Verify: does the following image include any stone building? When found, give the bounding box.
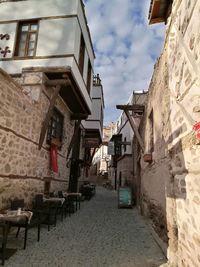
[136,0,200,266]
[0,0,104,207]
[90,122,115,177]
[109,91,147,190]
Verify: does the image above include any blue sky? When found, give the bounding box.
[83,0,165,125]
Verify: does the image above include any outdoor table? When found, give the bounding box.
[0,210,33,224]
[43,197,65,223]
[0,210,33,251]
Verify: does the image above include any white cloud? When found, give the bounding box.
[83,0,165,124]
[96,35,115,53]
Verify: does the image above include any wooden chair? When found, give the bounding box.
[10,198,29,249]
[58,191,73,217]
[0,223,9,265]
[10,198,40,249]
[32,194,59,231]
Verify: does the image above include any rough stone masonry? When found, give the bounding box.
[0,68,74,208]
[140,0,200,266]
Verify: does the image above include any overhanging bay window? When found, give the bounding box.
[15,21,38,57]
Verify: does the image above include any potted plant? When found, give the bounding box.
[143,153,152,163]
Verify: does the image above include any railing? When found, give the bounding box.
[93,74,101,86]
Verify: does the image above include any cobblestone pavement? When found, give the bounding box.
[6,187,167,267]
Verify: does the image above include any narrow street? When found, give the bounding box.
[6,187,167,267]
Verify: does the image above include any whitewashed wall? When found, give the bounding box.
[0,0,94,112]
[0,0,78,21]
[0,0,94,71]
[83,82,104,138]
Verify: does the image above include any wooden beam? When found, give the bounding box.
[66,119,82,159]
[38,85,61,150]
[89,148,97,165]
[62,73,69,79]
[44,79,70,86]
[71,113,88,120]
[124,109,144,152]
[151,0,161,19]
[118,141,131,146]
[22,66,71,73]
[116,104,145,112]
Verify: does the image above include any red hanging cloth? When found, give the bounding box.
[50,144,58,173]
[193,122,200,132]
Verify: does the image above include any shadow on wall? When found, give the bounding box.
[167,128,188,200]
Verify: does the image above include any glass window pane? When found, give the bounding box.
[19,49,25,57]
[52,129,56,136]
[21,25,29,32]
[18,40,26,56]
[27,50,34,56]
[19,41,26,50]
[28,42,35,50]
[29,33,36,42]
[57,128,61,136]
[31,24,38,31]
[21,32,27,42]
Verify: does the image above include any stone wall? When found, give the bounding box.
[140,52,170,246]
[141,0,200,266]
[0,68,74,208]
[117,155,133,186]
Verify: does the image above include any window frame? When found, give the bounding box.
[46,108,64,147]
[87,60,92,93]
[14,20,39,58]
[123,137,127,152]
[79,34,85,75]
[149,110,154,153]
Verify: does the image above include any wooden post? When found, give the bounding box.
[124,109,144,152]
[66,119,82,160]
[116,104,144,152]
[38,85,61,150]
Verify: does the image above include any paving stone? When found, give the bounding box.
[5,187,167,267]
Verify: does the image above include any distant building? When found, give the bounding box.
[91,122,116,177]
[110,91,147,189]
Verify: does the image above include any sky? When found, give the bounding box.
[83,0,165,125]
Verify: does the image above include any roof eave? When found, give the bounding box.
[148,0,169,25]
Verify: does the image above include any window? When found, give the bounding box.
[47,108,64,145]
[124,137,127,152]
[44,180,51,195]
[79,34,85,75]
[15,21,38,57]
[149,110,154,152]
[114,135,122,157]
[87,60,92,93]
[100,106,103,129]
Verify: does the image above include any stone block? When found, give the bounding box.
[22,72,43,85]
